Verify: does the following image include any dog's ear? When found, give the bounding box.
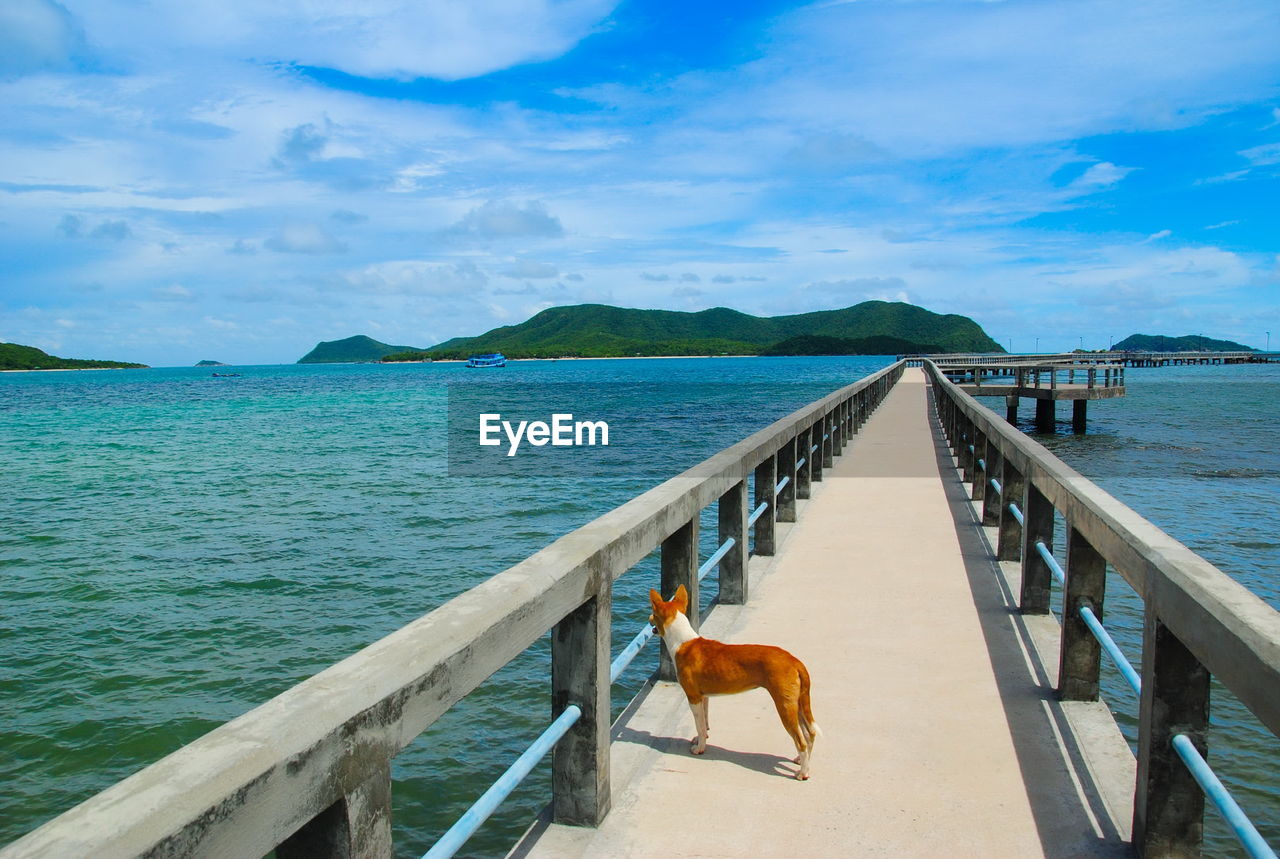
[673,584,689,613]
[649,588,663,609]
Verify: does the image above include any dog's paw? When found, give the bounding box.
[795,772,810,781]
[690,743,706,755]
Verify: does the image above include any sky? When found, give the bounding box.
[2,0,1279,366]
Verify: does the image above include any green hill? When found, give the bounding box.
[403,302,1001,360]
[760,334,942,356]
[297,335,424,364]
[0,342,147,371]
[1113,334,1255,353]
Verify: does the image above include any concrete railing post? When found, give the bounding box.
[551,584,612,826]
[718,480,749,604]
[997,458,1025,561]
[777,436,797,522]
[658,518,699,681]
[1134,612,1210,857]
[795,426,812,500]
[821,414,834,470]
[831,405,845,456]
[981,442,1002,526]
[1058,527,1106,701]
[809,419,825,482]
[277,763,393,859]
[959,416,976,484]
[753,455,777,556]
[971,427,988,503]
[1019,482,1054,614]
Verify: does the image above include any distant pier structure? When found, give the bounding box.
[901,349,1277,432]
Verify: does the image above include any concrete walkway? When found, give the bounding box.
[514,368,1135,858]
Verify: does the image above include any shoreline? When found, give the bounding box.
[0,366,142,373]
[390,354,778,364]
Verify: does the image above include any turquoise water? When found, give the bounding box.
[1,359,1276,856]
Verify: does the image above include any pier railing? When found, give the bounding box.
[926,360,1280,857]
[943,363,1126,393]
[1,362,904,858]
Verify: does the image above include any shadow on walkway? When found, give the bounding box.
[923,381,1133,857]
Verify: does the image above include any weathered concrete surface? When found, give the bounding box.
[514,368,1134,858]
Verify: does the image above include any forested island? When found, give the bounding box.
[371,301,999,362]
[0,342,147,371]
[1112,334,1255,352]
[297,335,424,364]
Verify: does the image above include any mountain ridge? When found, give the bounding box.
[383,301,1002,360]
[1113,334,1255,353]
[297,335,424,364]
[0,342,147,371]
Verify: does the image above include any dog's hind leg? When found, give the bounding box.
[769,689,810,779]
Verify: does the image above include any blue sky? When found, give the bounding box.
[2,0,1278,365]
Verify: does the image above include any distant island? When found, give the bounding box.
[0,342,147,371]
[196,360,228,367]
[297,335,424,364]
[371,301,1000,362]
[1113,334,1255,353]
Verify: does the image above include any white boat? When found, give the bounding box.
[466,353,506,368]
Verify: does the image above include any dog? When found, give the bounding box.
[648,584,819,779]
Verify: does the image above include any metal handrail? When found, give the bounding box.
[1172,734,1279,859]
[423,706,583,859]
[1078,604,1141,696]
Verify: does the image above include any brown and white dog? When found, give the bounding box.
[648,584,819,779]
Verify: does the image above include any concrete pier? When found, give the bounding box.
[515,369,1134,857]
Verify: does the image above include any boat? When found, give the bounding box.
[466,353,506,368]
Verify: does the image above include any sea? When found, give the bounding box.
[1,357,1276,857]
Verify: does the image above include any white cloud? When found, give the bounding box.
[339,260,488,296]
[151,284,195,302]
[64,0,619,81]
[446,200,565,241]
[1240,142,1280,166]
[264,222,348,254]
[500,259,559,279]
[0,0,83,76]
[1070,162,1135,190]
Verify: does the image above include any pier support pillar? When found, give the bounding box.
[659,519,699,681]
[278,762,393,859]
[1019,482,1054,614]
[1059,528,1105,701]
[821,413,834,470]
[718,481,749,604]
[1005,395,1018,425]
[1134,613,1210,857]
[997,460,1025,561]
[795,426,812,499]
[809,419,825,482]
[777,436,797,523]
[981,443,1002,526]
[970,429,987,504]
[1034,398,1055,432]
[551,584,612,826]
[1072,400,1087,433]
[753,455,777,557]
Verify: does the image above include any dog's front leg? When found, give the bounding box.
[690,697,709,755]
